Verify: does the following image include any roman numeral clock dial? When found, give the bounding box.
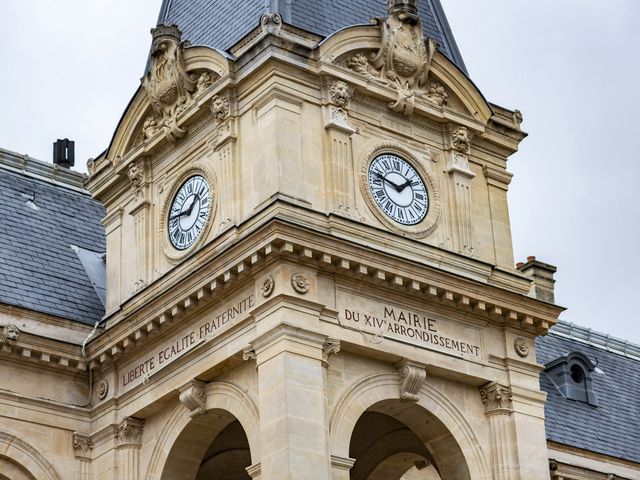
[367,154,429,226]
[167,175,211,250]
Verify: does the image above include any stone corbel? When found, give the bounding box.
[72,432,93,460]
[395,359,427,402]
[115,417,144,448]
[260,12,283,35]
[243,346,257,362]
[178,380,207,418]
[322,338,340,367]
[127,157,151,205]
[480,382,513,415]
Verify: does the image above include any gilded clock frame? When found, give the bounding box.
[359,142,440,238]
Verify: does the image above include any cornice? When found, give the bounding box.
[86,215,562,371]
[0,331,86,373]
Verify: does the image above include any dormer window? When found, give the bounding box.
[544,352,598,406]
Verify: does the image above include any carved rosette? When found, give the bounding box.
[291,273,310,294]
[343,1,438,116]
[179,380,207,418]
[97,379,109,400]
[395,359,427,402]
[115,418,144,448]
[0,324,19,345]
[513,337,529,358]
[480,382,513,415]
[261,275,275,298]
[73,432,93,460]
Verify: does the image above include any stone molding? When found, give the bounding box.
[395,359,427,402]
[480,382,513,415]
[322,338,341,367]
[72,432,93,460]
[87,234,556,370]
[331,455,356,471]
[178,380,207,418]
[246,462,261,479]
[115,418,144,448]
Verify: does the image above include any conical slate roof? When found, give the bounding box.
[156,0,467,73]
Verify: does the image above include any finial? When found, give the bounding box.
[387,0,419,21]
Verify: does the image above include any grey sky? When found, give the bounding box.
[1,1,638,343]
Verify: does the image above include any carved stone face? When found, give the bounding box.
[329,81,352,108]
[211,96,229,123]
[451,127,470,152]
[3,324,19,342]
[128,162,143,189]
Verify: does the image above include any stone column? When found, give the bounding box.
[252,324,332,480]
[480,382,519,480]
[115,418,144,479]
[72,432,92,480]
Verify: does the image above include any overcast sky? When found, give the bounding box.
[2,1,639,344]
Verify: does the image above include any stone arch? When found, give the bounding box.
[0,431,61,480]
[330,373,491,479]
[145,381,260,480]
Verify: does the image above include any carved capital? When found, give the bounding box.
[115,418,144,448]
[72,432,93,460]
[395,359,427,402]
[243,346,257,362]
[178,380,207,418]
[322,338,340,367]
[480,382,513,414]
[0,324,19,345]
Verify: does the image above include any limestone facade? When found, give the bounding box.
[1,2,636,480]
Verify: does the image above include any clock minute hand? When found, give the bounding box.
[169,194,200,220]
[375,172,403,192]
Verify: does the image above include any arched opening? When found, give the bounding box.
[160,410,251,480]
[348,400,470,480]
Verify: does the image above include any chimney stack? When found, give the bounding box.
[53,139,75,168]
[516,256,557,304]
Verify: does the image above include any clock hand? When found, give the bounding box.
[169,194,200,220]
[398,178,413,192]
[375,172,404,192]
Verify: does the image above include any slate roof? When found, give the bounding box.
[157,0,467,73]
[537,322,640,463]
[0,150,106,325]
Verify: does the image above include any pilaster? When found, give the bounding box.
[73,432,92,480]
[480,382,520,480]
[115,417,144,480]
[251,323,332,480]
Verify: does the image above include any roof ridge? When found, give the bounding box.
[550,319,640,361]
[0,148,88,194]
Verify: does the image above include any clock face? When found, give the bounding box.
[167,175,211,250]
[367,154,429,225]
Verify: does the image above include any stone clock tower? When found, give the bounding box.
[81,1,563,478]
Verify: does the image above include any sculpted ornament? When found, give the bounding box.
[0,324,19,345]
[329,80,354,109]
[426,81,448,106]
[210,95,230,125]
[450,126,472,153]
[115,418,144,446]
[480,382,512,414]
[72,433,93,459]
[513,337,529,358]
[179,380,207,418]
[97,379,109,400]
[395,359,427,402]
[291,273,310,294]
[127,160,145,199]
[142,25,218,143]
[261,275,275,298]
[344,0,438,115]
